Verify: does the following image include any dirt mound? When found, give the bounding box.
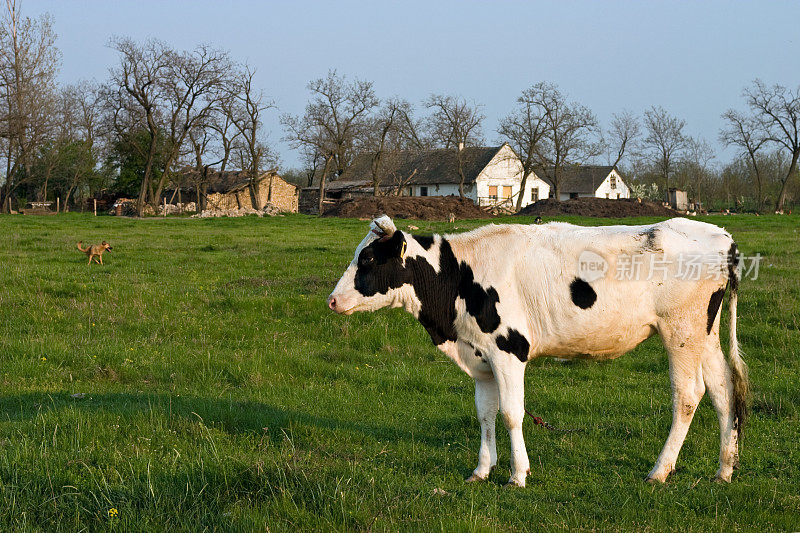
[516,197,676,218]
[322,196,493,220]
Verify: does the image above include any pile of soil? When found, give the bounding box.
[322,196,493,221]
[516,197,676,218]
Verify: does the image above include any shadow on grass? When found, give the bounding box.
[0,391,450,447]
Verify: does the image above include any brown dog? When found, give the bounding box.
[77,241,112,265]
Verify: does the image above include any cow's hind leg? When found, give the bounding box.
[701,340,738,481]
[648,323,706,483]
[466,376,499,482]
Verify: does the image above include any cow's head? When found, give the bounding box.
[328,215,410,314]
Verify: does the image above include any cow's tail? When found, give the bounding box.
[727,242,749,442]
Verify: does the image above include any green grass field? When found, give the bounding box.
[0,212,798,531]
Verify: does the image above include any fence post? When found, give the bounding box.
[56,197,60,213]
[93,199,97,216]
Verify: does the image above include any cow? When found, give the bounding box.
[328,215,749,487]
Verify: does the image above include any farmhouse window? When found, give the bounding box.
[420,186,428,196]
[570,192,579,199]
[606,193,610,199]
[531,187,539,201]
[502,186,512,199]
[610,175,617,189]
[488,186,498,200]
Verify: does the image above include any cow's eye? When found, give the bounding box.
[359,255,374,267]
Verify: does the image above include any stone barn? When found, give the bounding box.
[176,169,298,213]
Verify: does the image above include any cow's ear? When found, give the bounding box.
[378,231,408,259]
[370,214,396,240]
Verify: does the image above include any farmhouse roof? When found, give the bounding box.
[540,165,620,194]
[328,145,505,190]
[176,168,288,194]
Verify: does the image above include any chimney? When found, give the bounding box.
[458,141,464,152]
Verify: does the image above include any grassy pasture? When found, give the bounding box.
[0,212,798,531]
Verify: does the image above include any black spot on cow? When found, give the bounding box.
[569,278,597,309]
[496,329,530,362]
[706,288,726,334]
[354,235,503,346]
[728,242,740,292]
[458,262,501,333]
[639,227,660,251]
[414,235,435,250]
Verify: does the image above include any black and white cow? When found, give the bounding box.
[328,215,749,487]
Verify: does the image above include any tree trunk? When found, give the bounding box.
[775,152,799,212]
[64,186,75,212]
[371,151,383,197]
[138,127,159,216]
[41,173,49,203]
[318,157,332,215]
[515,163,532,212]
[249,180,262,210]
[755,173,763,213]
[151,154,177,213]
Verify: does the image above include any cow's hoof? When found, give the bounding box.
[646,466,674,483]
[503,479,526,489]
[713,474,732,483]
[465,474,486,483]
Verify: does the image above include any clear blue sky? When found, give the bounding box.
[27,0,800,169]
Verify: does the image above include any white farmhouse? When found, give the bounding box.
[325,143,550,209]
[540,166,630,201]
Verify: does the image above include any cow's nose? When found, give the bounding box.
[328,295,337,311]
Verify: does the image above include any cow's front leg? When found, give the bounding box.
[491,355,530,487]
[466,376,498,482]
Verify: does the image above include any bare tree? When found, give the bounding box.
[425,94,484,198]
[643,106,687,199]
[185,123,214,209]
[720,109,769,211]
[59,82,100,210]
[607,110,641,168]
[743,80,800,212]
[282,70,377,214]
[498,86,548,211]
[104,38,172,216]
[226,65,275,209]
[300,146,325,187]
[105,37,170,215]
[0,0,59,212]
[682,136,715,206]
[526,83,598,201]
[360,98,416,196]
[151,44,233,211]
[105,38,231,215]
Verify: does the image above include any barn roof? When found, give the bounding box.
[540,165,620,194]
[328,146,505,190]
